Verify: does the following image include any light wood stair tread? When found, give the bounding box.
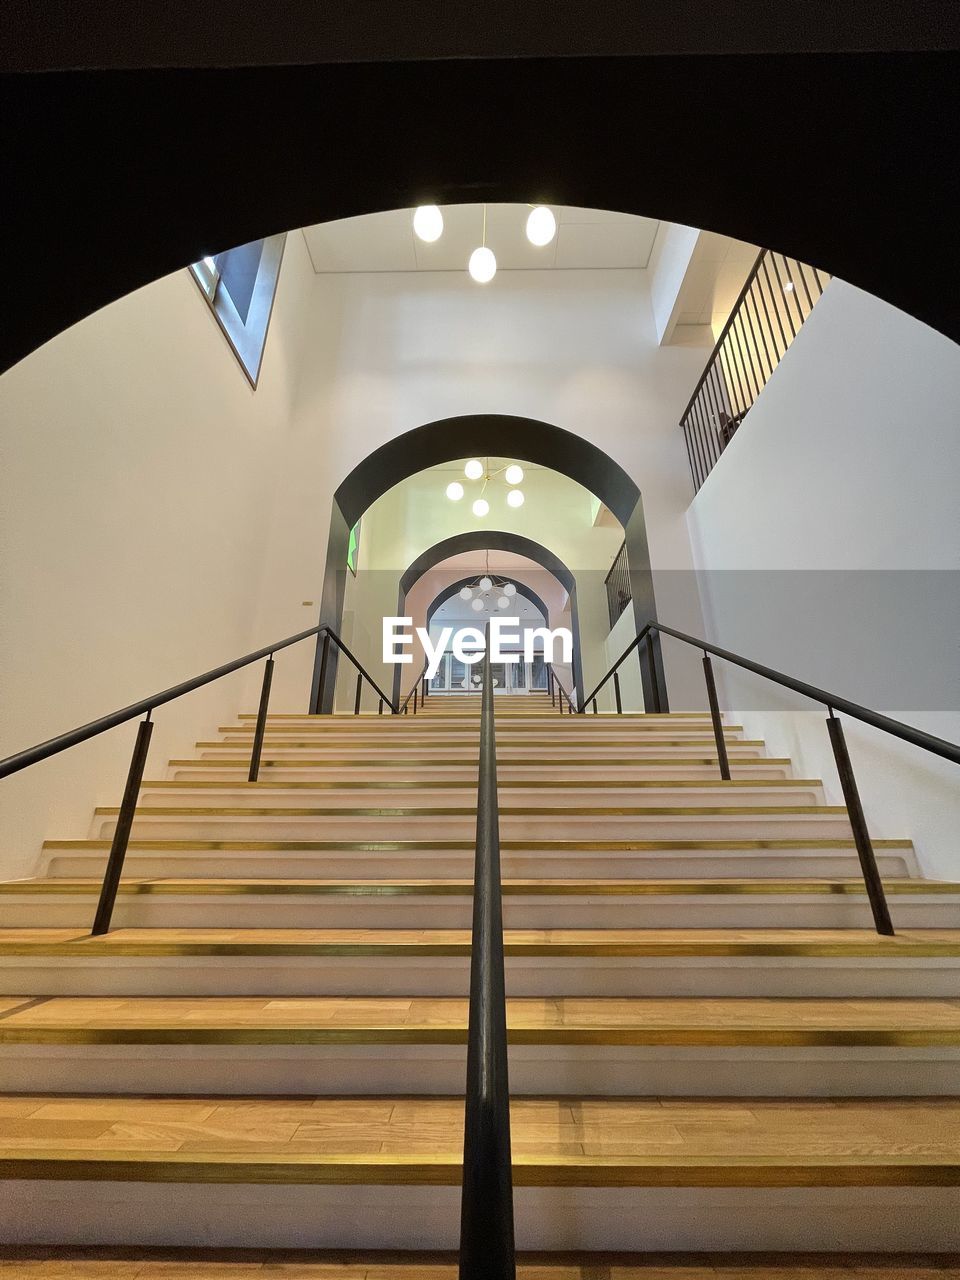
[93,804,850,817]
[2,996,959,1045]
[2,1249,958,1277]
[5,877,956,896]
[2,928,959,957]
[0,1094,958,1185]
[41,837,917,851]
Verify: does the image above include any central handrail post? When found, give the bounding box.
[459,624,516,1280]
[701,652,731,781]
[354,672,363,715]
[613,671,622,714]
[248,655,274,783]
[826,710,895,936]
[91,713,154,936]
[315,632,331,716]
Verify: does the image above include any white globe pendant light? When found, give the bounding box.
[526,206,557,247]
[459,586,473,601]
[464,459,484,480]
[472,497,489,517]
[471,596,485,612]
[504,464,524,485]
[468,246,496,284]
[479,576,493,592]
[497,596,510,610]
[507,488,524,508]
[413,205,444,242]
[446,481,464,501]
[503,582,516,597]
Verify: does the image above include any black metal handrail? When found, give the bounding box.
[680,248,830,493]
[398,656,430,715]
[581,619,960,936]
[604,539,631,630]
[459,623,515,1278]
[0,622,399,935]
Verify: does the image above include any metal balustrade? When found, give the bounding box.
[680,249,830,491]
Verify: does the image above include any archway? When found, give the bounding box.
[388,533,583,707]
[313,421,665,711]
[4,53,958,374]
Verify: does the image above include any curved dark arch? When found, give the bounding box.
[425,576,550,630]
[316,425,666,713]
[3,53,959,373]
[337,415,639,529]
[399,531,577,598]
[386,531,584,710]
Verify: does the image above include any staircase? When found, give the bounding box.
[0,698,958,1270]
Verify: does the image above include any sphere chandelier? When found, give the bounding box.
[444,458,524,514]
[456,569,519,615]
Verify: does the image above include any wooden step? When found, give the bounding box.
[39,837,920,885]
[2,1248,958,1277]
[1,1094,957,1186]
[1,927,956,958]
[91,805,861,843]
[7,877,958,930]
[3,995,958,1046]
[169,757,795,780]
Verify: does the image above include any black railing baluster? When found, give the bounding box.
[248,655,274,783]
[354,672,363,715]
[701,652,731,781]
[826,710,895,936]
[413,684,418,714]
[613,671,622,714]
[459,625,515,1279]
[91,714,154,935]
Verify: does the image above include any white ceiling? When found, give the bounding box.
[302,205,660,274]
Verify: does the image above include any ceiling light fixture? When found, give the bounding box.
[445,457,527,513]
[413,205,444,243]
[454,555,531,617]
[468,205,497,283]
[526,206,557,247]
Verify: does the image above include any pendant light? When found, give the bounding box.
[413,205,444,242]
[468,205,497,283]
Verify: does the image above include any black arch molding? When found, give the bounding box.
[312,417,666,712]
[2,52,959,374]
[391,532,583,709]
[425,577,550,631]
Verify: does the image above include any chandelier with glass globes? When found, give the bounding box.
[412,203,557,285]
[458,574,519,615]
[445,458,525,517]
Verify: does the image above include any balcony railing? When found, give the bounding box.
[680,249,830,492]
[604,539,631,630]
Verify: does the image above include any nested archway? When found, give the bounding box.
[389,532,584,707]
[314,420,666,711]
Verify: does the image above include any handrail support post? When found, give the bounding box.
[702,652,731,780]
[91,714,154,936]
[826,710,895,936]
[248,656,274,783]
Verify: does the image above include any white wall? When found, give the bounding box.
[259,264,707,710]
[0,233,315,877]
[687,280,960,879]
